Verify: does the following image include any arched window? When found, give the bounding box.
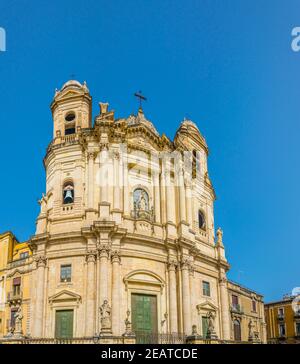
[63,181,74,204]
[133,188,149,211]
[233,319,241,341]
[198,210,206,230]
[65,112,76,135]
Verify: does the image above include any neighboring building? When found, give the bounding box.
[0,232,32,337]
[0,80,266,343]
[265,294,300,344]
[227,281,266,343]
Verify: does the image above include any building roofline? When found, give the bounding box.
[228,279,263,297]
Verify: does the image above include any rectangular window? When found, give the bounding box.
[296,322,300,336]
[252,300,257,312]
[20,252,29,260]
[279,324,286,337]
[232,295,239,307]
[12,277,21,296]
[60,265,72,283]
[278,308,284,316]
[202,281,211,297]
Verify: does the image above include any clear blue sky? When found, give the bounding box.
[0,0,299,302]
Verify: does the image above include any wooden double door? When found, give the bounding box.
[55,310,74,339]
[131,294,158,336]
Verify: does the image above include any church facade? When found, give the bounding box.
[0,80,266,343]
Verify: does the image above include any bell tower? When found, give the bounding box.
[50,80,92,139]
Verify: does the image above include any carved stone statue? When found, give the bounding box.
[14,306,23,337]
[99,300,112,335]
[216,227,224,246]
[206,311,217,339]
[140,190,147,210]
[248,319,254,341]
[123,310,134,336]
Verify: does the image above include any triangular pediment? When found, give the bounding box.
[49,290,81,304]
[196,301,218,312]
[56,89,83,100]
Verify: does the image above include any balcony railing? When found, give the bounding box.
[277,313,285,320]
[230,304,244,314]
[7,257,30,269]
[294,310,300,318]
[135,331,186,344]
[7,291,23,304]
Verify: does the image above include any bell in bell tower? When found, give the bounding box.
[50,80,92,139]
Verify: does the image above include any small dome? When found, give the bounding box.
[175,118,208,152]
[60,80,89,93]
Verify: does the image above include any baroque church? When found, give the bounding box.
[0,80,266,343]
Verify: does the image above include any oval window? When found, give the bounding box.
[65,112,76,122]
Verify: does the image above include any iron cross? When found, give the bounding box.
[134,91,147,109]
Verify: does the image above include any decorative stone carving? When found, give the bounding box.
[100,300,112,335]
[111,250,121,264]
[206,311,217,339]
[248,319,254,341]
[98,245,110,259]
[123,310,134,336]
[192,324,198,336]
[216,227,224,246]
[86,251,96,263]
[14,306,24,337]
[35,255,47,268]
[167,260,177,271]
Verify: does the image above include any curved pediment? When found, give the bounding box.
[124,269,165,291]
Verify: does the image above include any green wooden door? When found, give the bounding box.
[202,316,209,338]
[55,310,74,339]
[131,294,158,334]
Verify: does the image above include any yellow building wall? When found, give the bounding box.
[0,232,31,337]
[265,300,299,343]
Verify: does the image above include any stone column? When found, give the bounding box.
[85,251,96,336]
[123,160,129,216]
[165,160,175,222]
[100,146,109,203]
[181,259,192,335]
[185,180,193,227]
[219,276,231,340]
[160,164,166,224]
[87,152,95,209]
[113,152,120,210]
[179,164,186,222]
[111,251,121,336]
[153,170,161,223]
[33,256,47,337]
[99,246,110,305]
[189,265,197,327]
[168,261,178,333]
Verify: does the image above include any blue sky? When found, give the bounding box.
[0,0,299,302]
